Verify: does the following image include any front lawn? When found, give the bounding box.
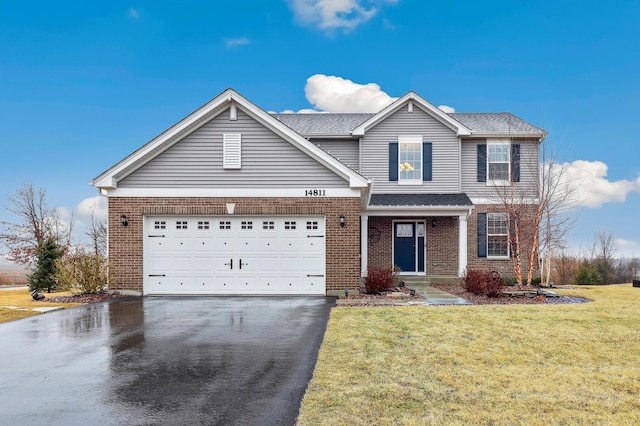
[298,285,640,425]
[0,289,82,323]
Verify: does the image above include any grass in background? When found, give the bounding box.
[298,285,640,425]
[0,289,81,323]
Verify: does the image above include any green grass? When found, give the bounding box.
[297,285,640,425]
[0,289,81,323]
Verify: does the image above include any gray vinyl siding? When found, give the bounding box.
[360,104,460,193]
[461,138,539,198]
[119,108,348,188]
[312,138,359,172]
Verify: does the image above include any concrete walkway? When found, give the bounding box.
[411,285,472,305]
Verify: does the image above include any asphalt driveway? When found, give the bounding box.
[0,296,336,425]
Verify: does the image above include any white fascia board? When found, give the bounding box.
[469,196,539,205]
[352,92,472,137]
[91,89,235,189]
[469,133,546,139]
[364,205,473,216]
[101,187,362,198]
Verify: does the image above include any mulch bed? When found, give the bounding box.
[430,283,590,305]
[43,291,128,304]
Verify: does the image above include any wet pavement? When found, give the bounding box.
[0,296,336,425]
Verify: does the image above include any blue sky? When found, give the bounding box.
[1,0,639,260]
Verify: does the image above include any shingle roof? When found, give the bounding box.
[369,193,473,207]
[449,113,545,136]
[272,112,544,137]
[273,113,374,135]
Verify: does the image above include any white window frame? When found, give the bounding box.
[223,133,242,169]
[487,212,509,258]
[398,135,422,185]
[487,139,510,186]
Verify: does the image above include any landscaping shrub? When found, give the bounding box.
[574,264,604,285]
[364,266,397,294]
[55,253,112,294]
[28,237,65,293]
[464,268,506,297]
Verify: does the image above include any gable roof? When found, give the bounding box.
[91,89,369,190]
[352,92,473,137]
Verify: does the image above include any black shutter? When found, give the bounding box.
[423,142,432,181]
[477,213,487,258]
[511,144,520,182]
[477,144,487,182]
[389,143,398,181]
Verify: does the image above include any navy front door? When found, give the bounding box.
[393,222,425,273]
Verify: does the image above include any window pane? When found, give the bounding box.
[489,144,508,162]
[489,163,509,181]
[399,142,422,180]
[488,236,508,257]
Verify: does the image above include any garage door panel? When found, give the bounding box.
[144,215,325,295]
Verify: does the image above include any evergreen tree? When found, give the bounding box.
[28,237,65,293]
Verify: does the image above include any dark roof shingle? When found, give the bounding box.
[369,193,473,207]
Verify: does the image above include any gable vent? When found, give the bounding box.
[223,133,242,169]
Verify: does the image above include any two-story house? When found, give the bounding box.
[91,88,545,296]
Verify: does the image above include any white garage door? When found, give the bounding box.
[144,216,326,295]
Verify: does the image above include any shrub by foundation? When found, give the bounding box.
[464,269,506,298]
[364,266,397,294]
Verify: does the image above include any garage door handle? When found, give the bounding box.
[225,259,233,269]
[307,274,324,277]
[239,259,247,269]
[307,235,324,238]
[148,235,165,238]
[149,274,166,277]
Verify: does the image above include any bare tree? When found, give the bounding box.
[591,229,616,284]
[0,183,72,265]
[85,208,107,257]
[492,137,577,287]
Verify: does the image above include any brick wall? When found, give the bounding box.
[367,216,458,276]
[467,204,539,279]
[108,197,361,294]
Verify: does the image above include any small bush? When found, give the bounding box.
[464,269,506,298]
[364,266,397,294]
[55,253,112,294]
[574,264,603,285]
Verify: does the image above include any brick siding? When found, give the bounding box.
[367,216,459,277]
[108,197,361,294]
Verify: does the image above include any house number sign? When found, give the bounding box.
[305,189,326,196]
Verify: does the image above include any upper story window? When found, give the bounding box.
[398,136,422,184]
[488,141,510,183]
[477,139,520,185]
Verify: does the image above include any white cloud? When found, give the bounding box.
[438,105,455,113]
[127,8,140,20]
[304,74,396,112]
[615,238,638,248]
[225,37,250,48]
[77,196,107,221]
[288,0,397,32]
[558,160,640,208]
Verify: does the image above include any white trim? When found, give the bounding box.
[458,214,468,277]
[469,196,538,205]
[365,205,474,216]
[102,187,362,198]
[360,215,369,277]
[352,92,472,136]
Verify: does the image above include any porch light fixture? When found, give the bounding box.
[120,214,128,227]
[432,218,437,228]
[339,214,346,227]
